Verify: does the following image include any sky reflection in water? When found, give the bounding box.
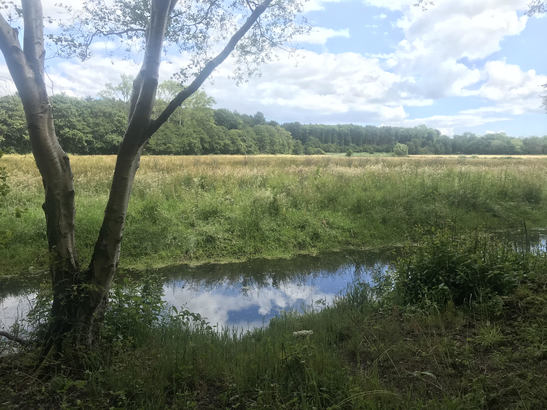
[1,250,391,332]
[162,259,388,330]
[2,230,545,332]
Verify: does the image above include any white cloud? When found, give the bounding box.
[89,41,119,52]
[0,0,543,134]
[294,27,350,45]
[206,50,410,122]
[303,0,347,12]
[396,1,529,60]
[388,0,531,101]
[476,61,547,110]
[43,57,140,97]
[398,113,512,135]
[0,65,17,95]
[42,0,85,28]
[362,0,414,11]
[163,278,337,330]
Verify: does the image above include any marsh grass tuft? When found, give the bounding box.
[394,229,525,307]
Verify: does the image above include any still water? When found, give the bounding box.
[0,249,393,332]
[1,230,545,333]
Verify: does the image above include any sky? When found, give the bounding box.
[0,0,545,137]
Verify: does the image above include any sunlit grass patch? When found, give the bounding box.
[1,154,546,276]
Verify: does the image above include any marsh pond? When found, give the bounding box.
[1,230,545,332]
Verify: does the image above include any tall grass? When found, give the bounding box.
[1,155,546,276]
[2,228,545,408]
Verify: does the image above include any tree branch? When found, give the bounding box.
[89,0,178,289]
[146,0,273,138]
[0,13,24,66]
[127,0,177,134]
[0,12,37,103]
[0,12,19,49]
[0,330,29,346]
[171,0,219,30]
[22,0,45,74]
[79,27,146,60]
[527,0,545,15]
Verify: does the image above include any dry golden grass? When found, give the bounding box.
[4,153,546,185]
[4,150,542,208]
[409,154,547,159]
[3,154,546,219]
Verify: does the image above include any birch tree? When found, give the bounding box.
[0,0,305,359]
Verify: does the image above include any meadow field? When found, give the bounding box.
[1,154,546,408]
[1,154,546,277]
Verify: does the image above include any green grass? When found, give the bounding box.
[1,230,545,408]
[1,154,546,277]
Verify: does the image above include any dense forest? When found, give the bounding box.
[0,93,545,155]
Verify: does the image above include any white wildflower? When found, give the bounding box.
[292,330,314,337]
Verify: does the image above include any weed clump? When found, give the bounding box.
[394,229,527,307]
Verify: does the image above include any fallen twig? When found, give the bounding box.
[0,331,29,346]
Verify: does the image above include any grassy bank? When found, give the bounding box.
[1,154,546,277]
[1,230,545,408]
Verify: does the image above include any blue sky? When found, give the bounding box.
[0,0,545,137]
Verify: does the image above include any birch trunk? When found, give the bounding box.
[0,0,274,357]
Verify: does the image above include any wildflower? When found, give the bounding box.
[292,330,313,337]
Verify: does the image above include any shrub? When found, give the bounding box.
[305,147,326,155]
[0,150,10,246]
[345,149,353,157]
[393,143,409,156]
[0,150,8,199]
[394,229,525,307]
[103,277,166,344]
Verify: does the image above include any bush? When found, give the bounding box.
[393,143,409,156]
[394,229,525,307]
[345,149,353,157]
[103,277,166,343]
[305,147,326,155]
[0,150,8,199]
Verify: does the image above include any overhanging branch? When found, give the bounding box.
[146,0,273,138]
[0,12,35,101]
[0,13,23,61]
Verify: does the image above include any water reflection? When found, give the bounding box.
[1,230,545,332]
[0,250,392,331]
[161,254,390,330]
[0,293,36,331]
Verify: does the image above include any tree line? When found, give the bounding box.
[0,93,545,156]
[284,123,547,155]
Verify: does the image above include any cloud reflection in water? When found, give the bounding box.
[161,261,387,330]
